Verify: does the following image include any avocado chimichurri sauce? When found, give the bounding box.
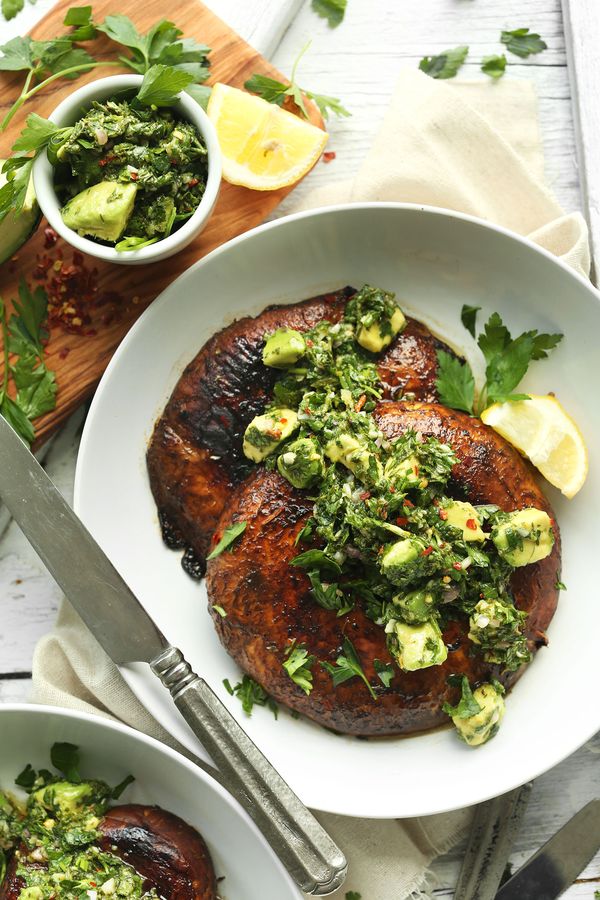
[53,99,208,251]
[241,284,555,746]
[0,747,155,900]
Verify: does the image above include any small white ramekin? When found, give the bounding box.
[33,74,222,265]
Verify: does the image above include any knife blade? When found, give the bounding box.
[495,798,600,900]
[0,414,347,895]
[454,782,533,900]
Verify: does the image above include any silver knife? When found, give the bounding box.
[496,798,600,900]
[454,783,533,900]
[0,414,347,896]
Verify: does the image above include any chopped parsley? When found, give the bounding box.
[223,675,278,718]
[311,0,347,28]
[419,46,469,80]
[374,659,395,688]
[437,305,562,416]
[283,642,316,695]
[442,674,482,719]
[321,637,376,700]
[206,521,247,560]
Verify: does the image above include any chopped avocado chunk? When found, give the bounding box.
[492,508,554,566]
[324,432,383,484]
[31,781,95,817]
[468,596,531,671]
[380,536,436,588]
[449,682,505,747]
[392,589,438,624]
[61,181,137,242]
[0,160,40,264]
[384,453,422,488]
[385,619,448,671]
[277,437,325,489]
[263,328,306,369]
[357,307,406,353]
[243,408,299,462]
[443,500,486,542]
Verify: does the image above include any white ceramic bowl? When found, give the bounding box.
[0,704,301,899]
[75,203,600,817]
[33,75,222,265]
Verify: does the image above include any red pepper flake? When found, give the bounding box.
[304,407,311,415]
[188,177,199,187]
[44,226,58,248]
[130,171,139,181]
[280,417,287,424]
[58,347,70,360]
[438,509,448,520]
[306,339,314,348]
[422,545,434,556]
[466,518,477,530]
[389,486,396,493]
[404,498,415,509]
[355,394,366,412]
[453,562,463,571]
[98,158,108,167]
[322,151,336,163]
[359,491,371,501]
[396,516,409,526]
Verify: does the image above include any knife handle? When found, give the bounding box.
[151,646,347,896]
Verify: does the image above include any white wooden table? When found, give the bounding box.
[1,1,598,896]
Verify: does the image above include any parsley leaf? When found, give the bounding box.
[311,0,347,28]
[111,774,135,799]
[11,113,67,154]
[185,83,212,111]
[345,893,362,900]
[419,46,469,80]
[461,304,481,338]
[50,742,81,782]
[1,0,23,22]
[442,674,482,719]
[0,157,34,223]
[291,548,342,577]
[98,15,210,80]
[135,64,195,107]
[435,350,475,415]
[501,28,547,59]
[223,675,278,718]
[14,763,36,789]
[481,54,506,79]
[321,636,376,700]
[307,570,354,616]
[206,521,247,560]
[283,642,316,695]
[374,659,394,688]
[0,36,34,71]
[244,43,350,120]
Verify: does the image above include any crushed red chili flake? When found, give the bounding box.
[58,347,71,360]
[188,177,199,187]
[453,562,463,571]
[304,407,311,415]
[355,394,366,412]
[322,151,336,163]
[438,509,448,520]
[130,171,139,181]
[306,338,314,348]
[359,491,371,501]
[422,545,434,556]
[280,417,288,424]
[404,498,415,508]
[466,518,477,530]
[396,516,409,526]
[389,486,396,493]
[44,226,58,248]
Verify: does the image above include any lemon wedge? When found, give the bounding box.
[207,83,328,190]
[481,395,588,499]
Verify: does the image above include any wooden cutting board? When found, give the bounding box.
[0,0,322,446]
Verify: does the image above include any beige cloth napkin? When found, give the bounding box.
[32,69,590,900]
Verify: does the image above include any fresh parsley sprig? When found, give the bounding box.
[244,42,350,121]
[206,520,247,560]
[0,280,57,446]
[97,15,210,82]
[436,305,562,417]
[321,636,376,700]
[481,54,506,80]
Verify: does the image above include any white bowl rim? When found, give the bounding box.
[32,74,222,264]
[73,201,600,818]
[0,702,300,892]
